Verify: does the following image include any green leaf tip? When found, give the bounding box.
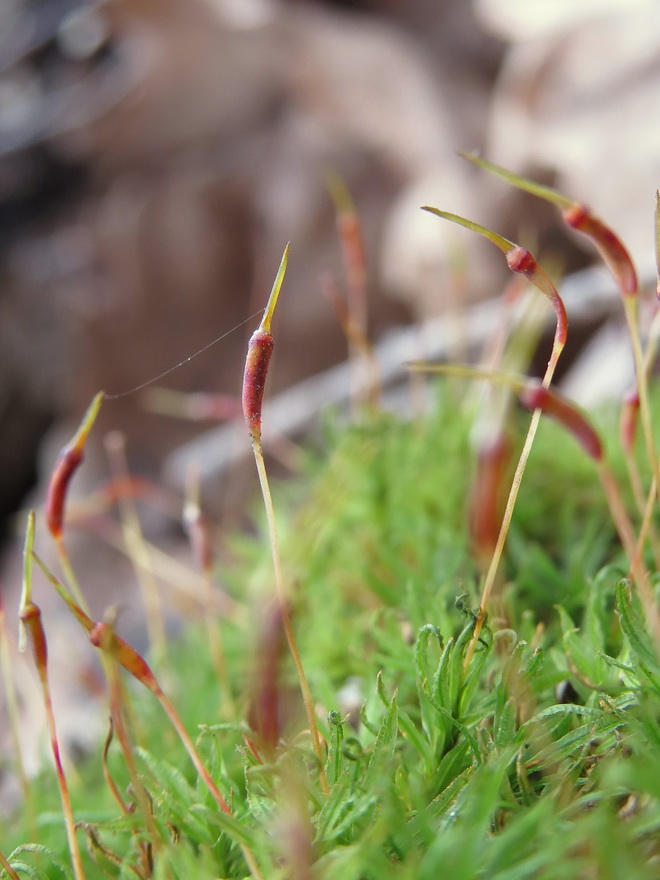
[71,391,104,452]
[18,511,36,652]
[459,152,574,210]
[421,206,514,254]
[259,243,290,334]
[407,362,528,394]
[461,152,637,297]
[326,169,355,216]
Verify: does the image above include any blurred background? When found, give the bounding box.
[1,0,658,532]
[0,0,659,794]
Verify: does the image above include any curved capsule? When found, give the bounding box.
[519,383,603,462]
[89,622,160,694]
[45,447,84,539]
[45,392,104,539]
[506,246,568,352]
[563,205,638,297]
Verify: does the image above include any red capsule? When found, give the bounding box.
[88,622,160,694]
[241,244,289,446]
[44,392,104,540]
[242,328,274,444]
[45,447,83,539]
[19,602,48,677]
[519,383,603,461]
[563,204,638,297]
[506,246,568,355]
[506,245,537,278]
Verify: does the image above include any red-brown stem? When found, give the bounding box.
[322,273,381,410]
[86,622,240,817]
[329,178,379,410]
[104,656,160,867]
[36,551,157,867]
[0,851,20,880]
[156,688,231,813]
[156,688,265,878]
[338,211,368,335]
[620,389,640,454]
[328,172,368,337]
[90,629,267,880]
[20,603,86,880]
[33,547,254,870]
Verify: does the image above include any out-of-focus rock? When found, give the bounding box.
[1,0,495,503]
[0,0,492,658]
[477,0,660,277]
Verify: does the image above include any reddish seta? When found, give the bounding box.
[619,389,640,454]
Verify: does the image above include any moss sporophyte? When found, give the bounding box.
[241,243,329,794]
[3,159,659,880]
